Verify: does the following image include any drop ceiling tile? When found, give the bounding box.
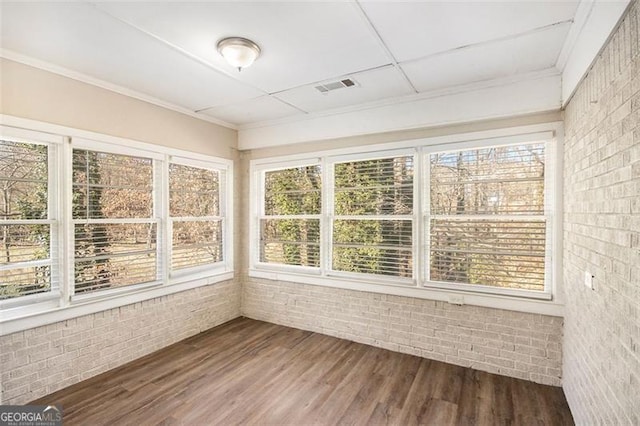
[199,96,303,125]
[94,2,391,93]
[275,65,414,113]
[361,1,579,62]
[0,2,263,111]
[401,23,570,93]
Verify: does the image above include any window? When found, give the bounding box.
[0,118,233,333]
[331,154,414,279]
[251,130,557,304]
[427,142,548,292]
[72,148,158,295]
[0,134,57,302]
[259,164,321,269]
[169,161,224,273]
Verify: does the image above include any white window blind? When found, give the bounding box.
[428,142,547,291]
[169,163,223,272]
[0,140,54,300]
[332,155,413,278]
[260,165,321,268]
[72,149,157,294]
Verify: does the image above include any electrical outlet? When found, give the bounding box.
[448,295,465,305]
[584,271,594,290]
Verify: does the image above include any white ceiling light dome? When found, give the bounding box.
[217,37,261,71]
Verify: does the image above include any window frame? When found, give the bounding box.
[421,136,554,300]
[0,126,64,311]
[252,160,323,275]
[69,138,164,301]
[0,116,234,335]
[325,148,417,284]
[168,155,231,283]
[249,124,563,316]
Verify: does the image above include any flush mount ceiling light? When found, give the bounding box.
[217,37,261,72]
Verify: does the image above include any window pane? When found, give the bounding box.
[0,224,50,263]
[333,219,412,277]
[170,164,219,217]
[430,218,546,291]
[0,265,50,300]
[431,144,545,215]
[74,223,157,294]
[172,221,222,270]
[0,140,51,301]
[72,150,153,219]
[0,140,48,219]
[265,166,321,215]
[335,156,413,215]
[260,219,320,267]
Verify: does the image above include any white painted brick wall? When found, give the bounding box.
[563,1,640,424]
[0,279,241,405]
[242,277,564,386]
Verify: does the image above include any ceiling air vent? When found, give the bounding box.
[315,78,357,94]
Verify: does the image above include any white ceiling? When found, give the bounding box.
[0,1,616,134]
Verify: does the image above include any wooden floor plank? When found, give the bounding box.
[32,318,574,426]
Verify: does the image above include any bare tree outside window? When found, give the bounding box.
[430,143,546,291]
[169,163,223,271]
[72,149,156,294]
[0,140,51,300]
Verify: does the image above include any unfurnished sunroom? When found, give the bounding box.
[0,1,638,425]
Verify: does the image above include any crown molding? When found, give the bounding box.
[0,49,238,130]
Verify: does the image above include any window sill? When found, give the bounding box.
[0,271,234,336]
[248,269,564,317]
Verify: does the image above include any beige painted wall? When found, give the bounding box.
[0,58,237,159]
[0,58,243,405]
[1,57,243,272]
[1,53,569,404]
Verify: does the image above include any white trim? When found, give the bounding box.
[0,273,234,336]
[71,280,163,303]
[222,167,234,274]
[559,0,631,105]
[239,68,560,132]
[248,270,563,317]
[249,122,564,315]
[327,147,416,163]
[170,216,224,222]
[170,263,230,283]
[169,155,230,172]
[1,115,234,169]
[60,137,73,307]
[424,280,552,301]
[0,125,65,145]
[0,49,237,130]
[0,117,235,333]
[556,0,595,70]
[72,137,165,161]
[0,259,51,271]
[551,126,565,304]
[253,161,322,270]
[238,72,562,149]
[250,126,557,166]
[0,129,60,310]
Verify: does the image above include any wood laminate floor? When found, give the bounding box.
[33,317,574,425]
